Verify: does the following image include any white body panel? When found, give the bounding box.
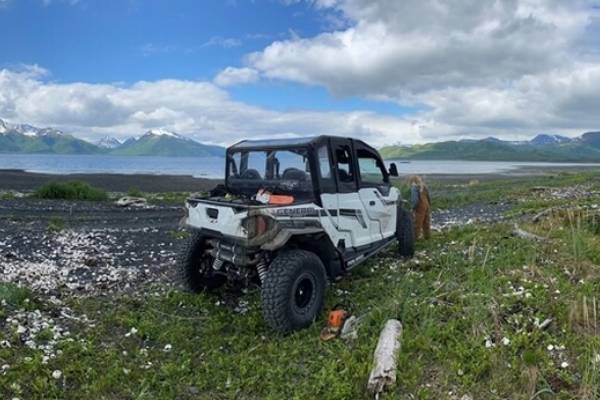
[185,186,399,253]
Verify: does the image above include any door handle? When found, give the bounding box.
[369,200,376,206]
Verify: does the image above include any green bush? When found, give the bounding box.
[127,187,143,197]
[0,283,31,307]
[34,181,108,201]
[47,216,65,232]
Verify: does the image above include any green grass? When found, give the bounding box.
[148,192,193,204]
[127,187,144,198]
[393,171,600,211]
[0,283,32,308]
[47,216,65,232]
[0,191,16,200]
[34,181,108,201]
[1,171,599,399]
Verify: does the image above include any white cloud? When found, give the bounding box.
[0,66,419,146]
[250,0,592,97]
[3,1,600,145]
[240,0,600,139]
[214,67,260,87]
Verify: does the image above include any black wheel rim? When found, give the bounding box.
[294,275,314,310]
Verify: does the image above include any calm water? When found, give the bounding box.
[0,154,599,178]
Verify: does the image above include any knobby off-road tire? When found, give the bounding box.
[261,250,328,334]
[396,206,415,258]
[178,232,226,292]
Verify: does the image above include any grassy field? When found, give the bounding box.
[1,172,599,399]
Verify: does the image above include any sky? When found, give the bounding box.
[1,0,600,146]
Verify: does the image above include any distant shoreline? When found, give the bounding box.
[0,169,222,193]
[1,163,599,193]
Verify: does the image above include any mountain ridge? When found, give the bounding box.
[0,119,225,157]
[380,132,600,162]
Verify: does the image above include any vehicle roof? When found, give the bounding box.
[228,135,373,151]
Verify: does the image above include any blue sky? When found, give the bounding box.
[0,0,411,115]
[2,0,309,83]
[0,0,599,145]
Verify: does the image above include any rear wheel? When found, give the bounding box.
[261,250,327,334]
[178,232,226,292]
[396,206,415,258]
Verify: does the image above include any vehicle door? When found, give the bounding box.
[355,143,396,240]
[314,141,340,242]
[330,138,373,248]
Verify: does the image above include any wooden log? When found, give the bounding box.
[532,207,555,223]
[367,319,403,396]
[512,224,547,242]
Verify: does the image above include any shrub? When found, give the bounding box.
[34,181,108,201]
[0,283,31,307]
[47,216,65,232]
[127,187,143,197]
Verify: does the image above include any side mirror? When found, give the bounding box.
[388,163,399,177]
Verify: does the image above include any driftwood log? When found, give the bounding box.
[115,196,147,208]
[512,224,547,242]
[532,208,556,223]
[367,319,403,396]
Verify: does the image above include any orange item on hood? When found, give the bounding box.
[268,194,295,205]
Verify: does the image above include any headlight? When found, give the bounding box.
[242,215,275,238]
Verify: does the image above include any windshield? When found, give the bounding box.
[227,148,313,197]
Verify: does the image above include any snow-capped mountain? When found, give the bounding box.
[95,135,122,149]
[112,128,224,156]
[37,127,64,137]
[0,118,99,154]
[144,128,192,141]
[12,123,42,137]
[0,118,62,137]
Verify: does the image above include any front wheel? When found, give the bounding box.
[261,250,327,334]
[396,207,415,258]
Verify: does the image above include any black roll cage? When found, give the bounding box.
[224,135,391,205]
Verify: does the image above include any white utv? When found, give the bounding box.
[180,136,414,333]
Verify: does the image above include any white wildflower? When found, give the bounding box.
[501,337,510,346]
[124,327,138,337]
[52,370,62,379]
[560,362,569,369]
[163,344,172,352]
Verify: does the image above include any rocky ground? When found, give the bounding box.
[0,197,513,299]
[432,201,511,230]
[2,178,598,299]
[0,199,183,296]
